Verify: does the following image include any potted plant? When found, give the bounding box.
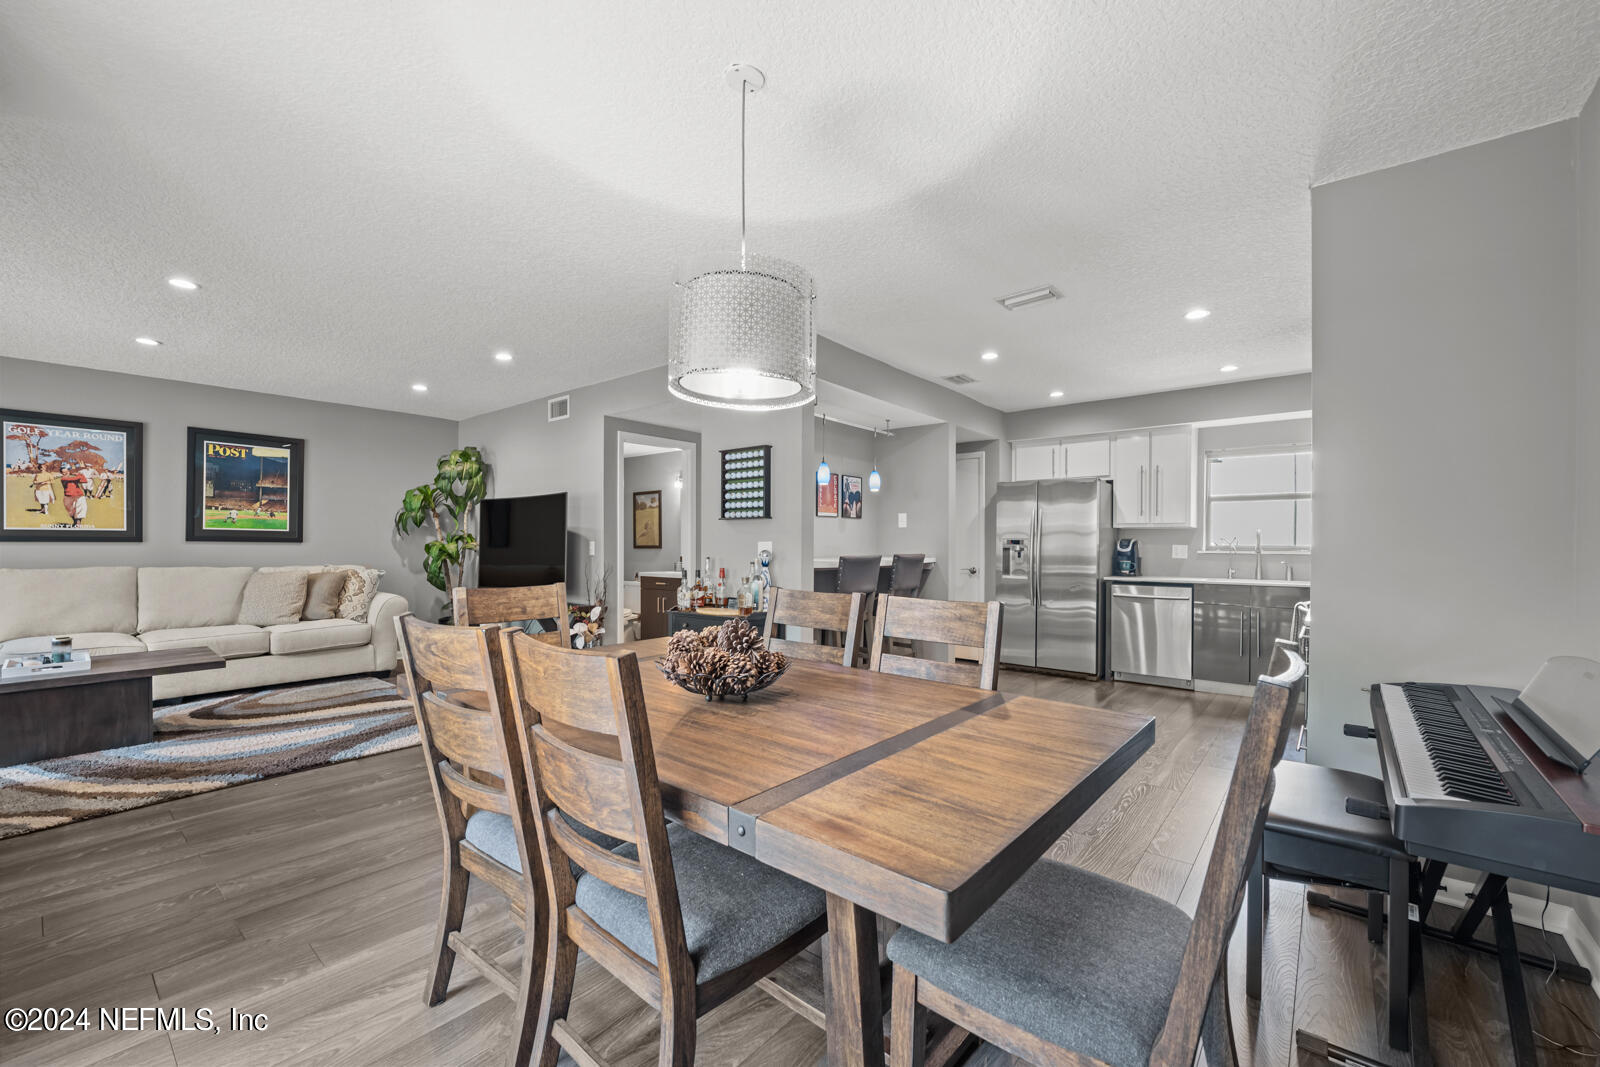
[393,446,488,611]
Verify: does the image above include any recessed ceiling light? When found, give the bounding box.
[1049,390,1064,399]
[1219,364,1239,373]
[166,277,199,291]
[1185,307,1211,321]
[135,337,161,347]
[494,350,513,363]
[980,350,999,362]
[411,383,428,393]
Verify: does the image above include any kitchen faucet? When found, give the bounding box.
[1221,537,1239,579]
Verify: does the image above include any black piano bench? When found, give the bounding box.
[1248,761,1424,1053]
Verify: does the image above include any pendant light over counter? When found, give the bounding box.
[868,419,888,492]
[669,64,816,412]
[816,414,832,486]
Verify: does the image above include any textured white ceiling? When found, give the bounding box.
[2,1,1595,418]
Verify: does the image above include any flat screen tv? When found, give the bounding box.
[478,492,567,588]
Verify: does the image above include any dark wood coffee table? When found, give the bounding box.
[0,647,225,765]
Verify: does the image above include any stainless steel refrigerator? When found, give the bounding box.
[996,478,1113,674]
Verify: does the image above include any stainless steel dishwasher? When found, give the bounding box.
[1109,583,1194,688]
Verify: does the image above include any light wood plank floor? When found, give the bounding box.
[1,671,1595,1066]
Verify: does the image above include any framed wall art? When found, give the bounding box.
[186,427,305,542]
[2,409,144,542]
[841,474,863,519]
[816,472,839,518]
[633,489,662,549]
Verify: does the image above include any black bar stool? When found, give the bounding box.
[888,554,925,598]
[885,555,926,656]
[833,555,882,657]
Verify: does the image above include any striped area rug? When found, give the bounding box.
[0,676,417,839]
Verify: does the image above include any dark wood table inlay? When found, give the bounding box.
[0,647,224,765]
[625,637,1155,1066]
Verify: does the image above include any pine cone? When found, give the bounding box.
[715,618,763,655]
[667,627,711,657]
[722,653,759,692]
[755,649,788,675]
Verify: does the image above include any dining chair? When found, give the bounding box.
[868,595,1003,691]
[497,629,830,1067]
[395,612,548,1066]
[453,582,568,642]
[763,588,867,667]
[885,646,1308,1067]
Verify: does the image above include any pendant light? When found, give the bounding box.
[816,414,832,486]
[868,419,887,492]
[669,65,816,411]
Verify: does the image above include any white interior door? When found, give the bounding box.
[952,453,987,660]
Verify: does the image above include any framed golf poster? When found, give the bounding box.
[2,409,143,542]
[186,427,305,542]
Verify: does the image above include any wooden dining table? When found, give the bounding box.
[624,636,1156,1066]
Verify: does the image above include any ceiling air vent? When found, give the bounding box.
[547,395,571,422]
[996,285,1060,311]
[942,373,977,386]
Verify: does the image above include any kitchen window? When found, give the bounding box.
[1203,446,1312,551]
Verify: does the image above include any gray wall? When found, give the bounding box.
[875,424,956,600]
[1579,83,1600,650]
[462,366,812,600]
[0,356,459,615]
[1004,373,1311,442]
[621,451,683,579]
[811,421,881,560]
[1311,118,1595,784]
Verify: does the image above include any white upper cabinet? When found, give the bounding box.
[1011,436,1113,482]
[1112,425,1196,528]
[1111,431,1151,525]
[1012,441,1057,480]
[1063,437,1112,478]
[1149,425,1195,525]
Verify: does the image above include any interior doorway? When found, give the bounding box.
[952,451,987,660]
[615,430,697,644]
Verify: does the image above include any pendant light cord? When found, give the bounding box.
[739,79,748,269]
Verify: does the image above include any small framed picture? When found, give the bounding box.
[633,489,662,549]
[2,409,143,542]
[816,473,839,517]
[841,475,863,519]
[186,427,305,542]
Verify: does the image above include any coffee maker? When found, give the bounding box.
[1112,538,1140,576]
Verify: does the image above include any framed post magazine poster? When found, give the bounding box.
[2,409,143,542]
[186,427,305,542]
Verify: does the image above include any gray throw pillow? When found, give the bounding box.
[302,569,351,621]
[238,570,308,627]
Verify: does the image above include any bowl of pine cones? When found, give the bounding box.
[657,619,790,702]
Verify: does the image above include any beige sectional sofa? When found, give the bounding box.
[0,565,407,700]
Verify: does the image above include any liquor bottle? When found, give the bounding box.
[692,570,703,609]
[716,568,726,606]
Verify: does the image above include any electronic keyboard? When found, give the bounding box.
[1368,681,1600,894]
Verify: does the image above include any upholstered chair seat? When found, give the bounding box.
[887,861,1224,1067]
[575,823,826,983]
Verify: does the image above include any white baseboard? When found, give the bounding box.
[1433,875,1600,1001]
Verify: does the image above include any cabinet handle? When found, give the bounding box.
[1154,465,1161,518]
[1256,609,1263,656]
[1139,466,1146,516]
[1239,609,1247,656]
